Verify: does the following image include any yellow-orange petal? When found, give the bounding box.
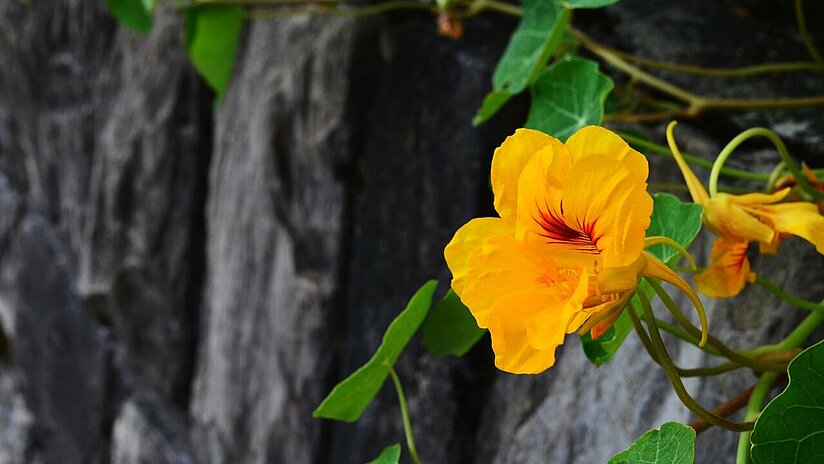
[551,154,652,269]
[726,188,790,206]
[703,194,775,244]
[487,291,569,374]
[747,201,824,254]
[666,121,709,205]
[445,217,514,296]
[565,125,649,181]
[491,129,559,222]
[461,235,571,328]
[695,239,755,298]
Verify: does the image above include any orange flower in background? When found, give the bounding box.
[445,126,702,374]
[667,122,824,298]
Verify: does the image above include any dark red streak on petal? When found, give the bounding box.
[534,200,600,254]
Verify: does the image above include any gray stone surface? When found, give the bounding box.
[0,0,822,463]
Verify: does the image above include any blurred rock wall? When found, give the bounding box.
[0,1,822,463]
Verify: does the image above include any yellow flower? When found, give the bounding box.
[667,122,824,297]
[445,126,702,374]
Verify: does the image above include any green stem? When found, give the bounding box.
[647,280,786,372]
[617,132,771,182]
[735,307,824,464]
[246,0,436,18]
[608,54,822,78]
[636,293,753,431]
[709,127,824,199]
[655,317,721,356]
[736,372,780,464]
[795,0,824,70]
[473,0,521,16]
[387,365,421,464]
[754,275,824,313]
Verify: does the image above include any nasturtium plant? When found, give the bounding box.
[473,0,570,125]
[581,193,703,366]
[525,56,613,141]
[366,444,401,464]
[184,6,244,97]
[313,281,437,422]
[609,422,696,464]
[750,339,824,464]
[423,289,486,358]
[556,0,620,8]
[105,0,153,34]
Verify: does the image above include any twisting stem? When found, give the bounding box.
[754,275,824,313]
[647,280,787,372]
[690,384,755,434]
[387,365,421,464]
[794,0,824,69]
[636,293,753,432]
[709,127,824,199]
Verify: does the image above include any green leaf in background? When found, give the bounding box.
[645,193,703,265]
[525,56,613,141]
[750,339,824,464]
[609,422,696,464]
[423,289,486,358]
[472,91,513,126]
[580,193,701,366]
[105,0,153,34]
[184,6,244,96]
[313,281,437,422]
[474,0,569,124]
[365,444,401,464]
[556,0,620,9]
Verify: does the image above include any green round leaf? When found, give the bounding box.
[609,422,696,464]
[646,193,704,266]
[751,339,824,464]
[313,281,437,422]
[525,56,613,141]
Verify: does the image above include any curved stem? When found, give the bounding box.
[754,275,824,313]
[710,127,824,199]
[608,52,822,78]
[636,293,753,431]
[387,365,421,464]
[736,372,780,464]
[644,236,697,269]
[647,279,787,372]
[247,0,436,18]
[794,0,824,69]
[617,132,772,182]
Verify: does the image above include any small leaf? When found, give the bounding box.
[751,339,824,464]
[580,312,632,366]
[475,0,569,124]
[556,0,620,8]
[313,281,437,422]
[365,444,401,464]
[105,0,153,34]
[472,91,513,126]
[646,193,704,265]
[423,289,486,358]
[184,6,244,96]
[581,194,701,366]
[609,422,696,464]
[525,56,613,141]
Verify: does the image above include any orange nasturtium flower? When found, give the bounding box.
[667,122,824,298]
[445,126,704,374]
